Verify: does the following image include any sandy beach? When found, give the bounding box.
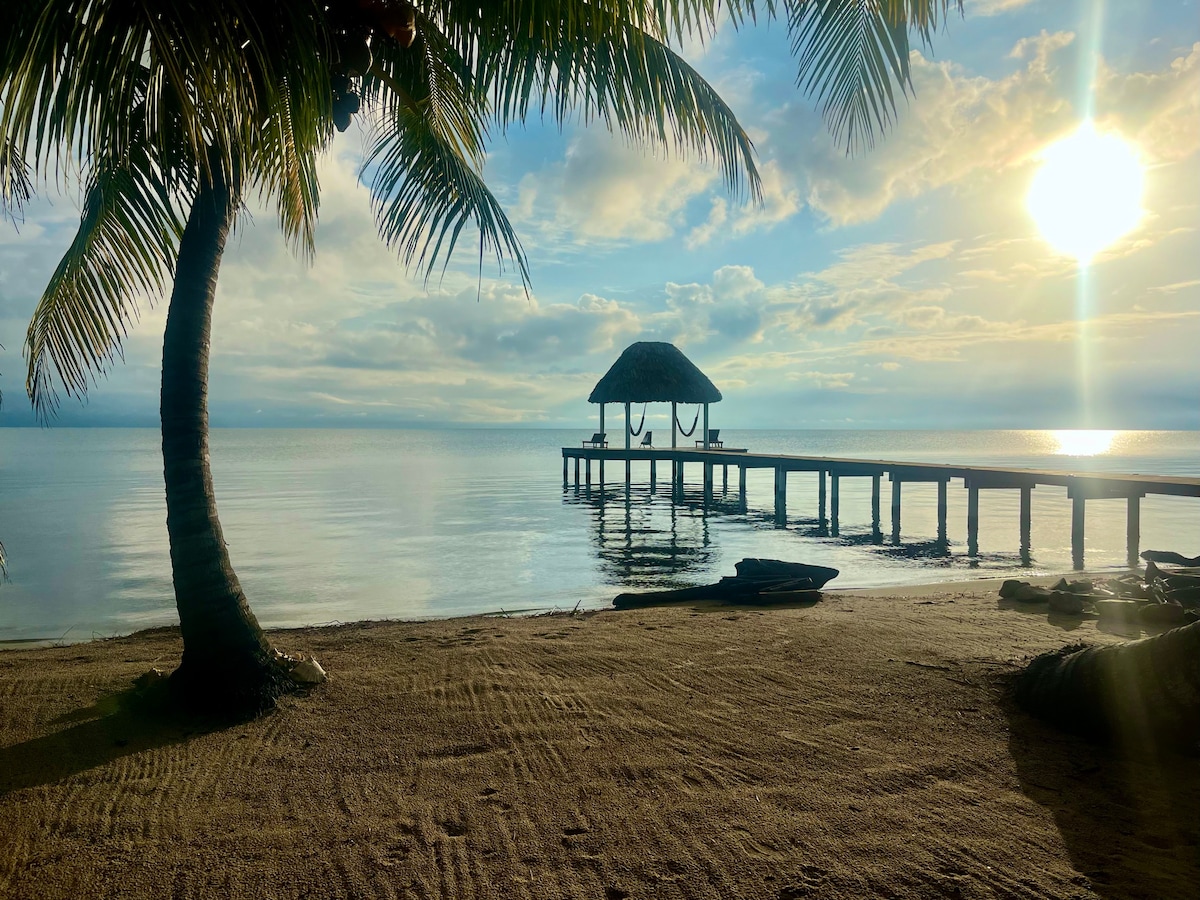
[2,579,1198,899]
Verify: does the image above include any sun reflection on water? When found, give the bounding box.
[1051,429,1119,457]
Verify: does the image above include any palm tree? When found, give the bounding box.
[1,0,961,714]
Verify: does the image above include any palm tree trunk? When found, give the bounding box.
[161,161,290,714]
[1013,622,1200,752]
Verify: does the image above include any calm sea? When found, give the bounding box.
[1,428,1198,643]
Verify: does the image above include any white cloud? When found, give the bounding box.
[514,133,718,243]
[966,0,1039,17]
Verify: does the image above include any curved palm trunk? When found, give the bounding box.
[161,162,290,713]
[1014,622,1200,752]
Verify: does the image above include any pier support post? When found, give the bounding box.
[871,475,881,540]
[586,458,592,491]
[818,471,827,534]
[937,480,948,545]
[650,459,657,492]
[738,466,747,512]
[625,459,631,487]
[967,486,980,557]
[1072,495,1086,570]
[830,474,840,537]
[722,464,728,493]
[703,462,714,505]
[1019,487,1032,561]
[890,478,902,542]
[674,460,684,501]
[1127,495,1141,568]
[774,468,787,525]
[599,460,605,485]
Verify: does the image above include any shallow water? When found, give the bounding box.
[1,428,1197,642]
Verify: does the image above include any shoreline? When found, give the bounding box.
[3,578,1196,898]
[0,570,1118,652]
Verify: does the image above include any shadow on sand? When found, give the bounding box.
[0,688,223,797]
[1004,692,1200,899]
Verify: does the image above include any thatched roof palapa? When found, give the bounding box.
[588,342,721,405]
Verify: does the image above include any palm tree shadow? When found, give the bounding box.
[1003,691,1200,899]
[0,688,221,797]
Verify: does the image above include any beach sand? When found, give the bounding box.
[2,579,1198,899]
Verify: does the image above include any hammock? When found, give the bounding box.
[675,405,700,437]
[628,403,647,437]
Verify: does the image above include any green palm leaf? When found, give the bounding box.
[785,0,960,152]
[24,146,182,418]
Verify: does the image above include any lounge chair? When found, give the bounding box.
[639,431,653,448]
[696,429,722,449]
[582,432,607,448]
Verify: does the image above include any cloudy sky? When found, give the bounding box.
[1,0,1198,430]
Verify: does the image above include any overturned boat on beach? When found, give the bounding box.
[613,558,839,609]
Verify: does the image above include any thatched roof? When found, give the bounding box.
[588,342,722,404]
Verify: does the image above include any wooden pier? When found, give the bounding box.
[561,446,1200,570]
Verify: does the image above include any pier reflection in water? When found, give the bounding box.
[562,445,1200,574]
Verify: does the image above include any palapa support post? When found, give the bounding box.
[599,403,605,444]
[937,480,948,545]
[1071,493,1086,570]
[830,473,841,537]
[890,477,902,542]
[818,471,827,533]
[1019,486,1032,558]
[1127,494,1141,568]
[774,467,787,525]
[624,401,631,451]
[671,400,677,495]
[967,486,980,557]
[703,403,710,449]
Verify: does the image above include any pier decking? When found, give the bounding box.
[562,446,1200,570]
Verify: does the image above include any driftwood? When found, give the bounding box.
[1141,549,1200,567]
[613,559,839,610]
[1013,557,1200,748]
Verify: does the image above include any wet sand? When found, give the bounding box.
[2,579,1198,899]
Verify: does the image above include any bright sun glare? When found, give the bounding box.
[1052,429,1118,456]
[1027,122,1144,263]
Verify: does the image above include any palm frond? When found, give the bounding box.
[422,1,761,201]
[24,145,183,418]
[785,0,961,152]
[0,138,33,222]
[362,104,529,289]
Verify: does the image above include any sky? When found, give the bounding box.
[1,0,1198,431]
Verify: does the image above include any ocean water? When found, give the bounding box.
[1,428,1198,643]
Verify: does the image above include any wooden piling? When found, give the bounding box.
[818,471,827,532]
[830,474,841,537]
[1019,486,1032,556]
[774,468,787,524]
[967,486,979,557]
[937,480,948,544]
[738,466,747,511]
[891,478,902,541]
[1072,494,1086,570]
[1127,495,1140,567]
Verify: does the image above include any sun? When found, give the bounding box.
[1027,121,1144,263]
